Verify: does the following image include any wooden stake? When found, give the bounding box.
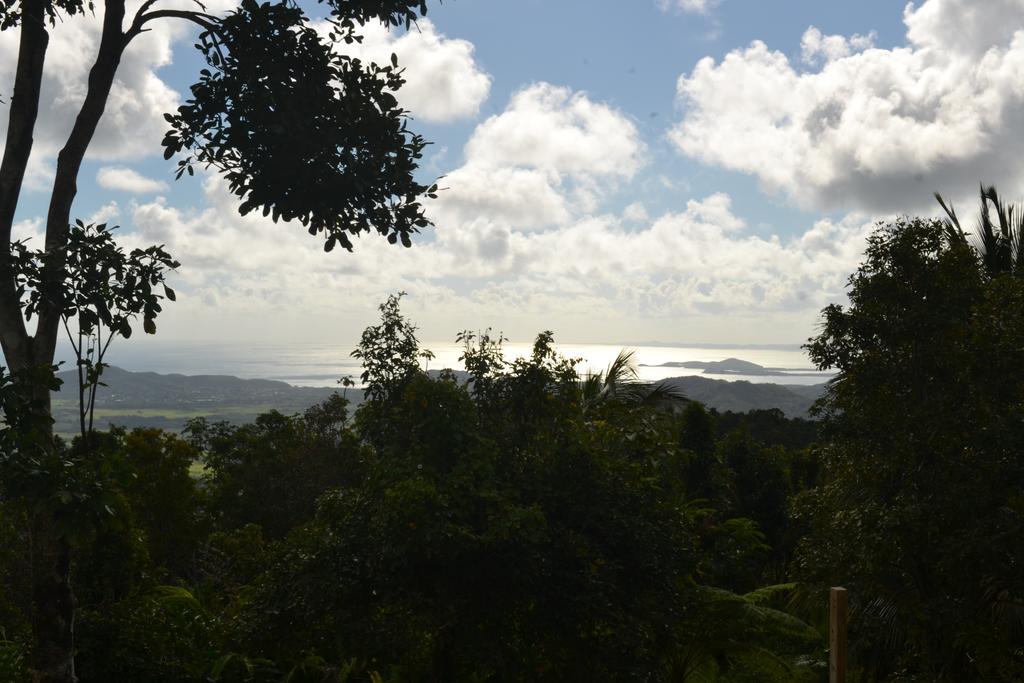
[830,586,848,683]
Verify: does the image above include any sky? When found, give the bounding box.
[3,0,1024,349]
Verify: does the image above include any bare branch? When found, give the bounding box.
[122,0,162,44]
[130,8,219,39]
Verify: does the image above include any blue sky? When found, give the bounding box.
[4,0,1022,348]
[54,0,909,232]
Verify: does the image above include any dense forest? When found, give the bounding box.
[2,204,1024,680]
[7,0,1020,678]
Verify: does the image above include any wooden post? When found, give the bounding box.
[830,586,848,683]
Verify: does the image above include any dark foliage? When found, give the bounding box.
[0,300,826,682]
[185,397,369,539]
[163,0,437,253]
[714,408,819,451]
[797,216,1024,680]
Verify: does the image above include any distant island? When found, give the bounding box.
[52,366,339,436]
[642,357,828,377]
[50,365,827,435]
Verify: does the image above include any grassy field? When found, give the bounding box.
[49,367,341,435]
[51,400,300,436]
[52,401,282,419]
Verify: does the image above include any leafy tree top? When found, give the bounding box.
[162,0,438,252]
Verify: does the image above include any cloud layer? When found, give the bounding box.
[15,2,987,345]
[119,174,873,344]
[670,0,1024,212]
[108,81,873,345]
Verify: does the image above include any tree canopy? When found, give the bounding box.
[798,215,1024,680]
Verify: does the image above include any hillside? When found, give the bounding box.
[50,367,827,435]
[52,366,338,434]
[660,375,825,418]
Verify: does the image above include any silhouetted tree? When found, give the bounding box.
[798,216,1024,680]
[0,0,437,676]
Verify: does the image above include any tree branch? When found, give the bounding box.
[88,324,115,435]
[125,8,219,43]
[121,0,161,44]
[0,0,49,371]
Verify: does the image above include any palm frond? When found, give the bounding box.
[977,185,1004,275]
[935,191,967,246]
[580,348,686,411]
[638,380,687,407]
[604,349,639,389]
[937,185,1024,276]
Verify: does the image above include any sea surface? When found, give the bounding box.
[55,340,834,388]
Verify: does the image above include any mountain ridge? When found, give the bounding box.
[50,366,826,434]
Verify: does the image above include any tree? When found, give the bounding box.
[11,221,178,441]
[185,399,369,539]
[0,0,437,678]
[797,216,1024,680]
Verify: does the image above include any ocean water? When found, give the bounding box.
[55,340,834,388]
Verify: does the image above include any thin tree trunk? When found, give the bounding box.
[0,0,47,370]
[34,0,127,368]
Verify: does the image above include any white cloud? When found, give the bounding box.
[1,6,880,346]
[465,83,645,177]
[87,201,121,225]
[800,27,876,65]
[343,18,492,123]
[623,201,650,223]
[658,0,720,15]
[120,166,873,345]
[427,83,645,232]
[670,0,1024,213]
[97,166,168,194]
[433,165,572,232]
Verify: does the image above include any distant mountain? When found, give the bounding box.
[644,357,827,378]
[52,366,338,435]
[55,366,336,408]
[49,366,826,435]
[659,375,826,418]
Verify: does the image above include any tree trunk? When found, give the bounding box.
[35,0,126,366]
[0,0,47,369]
[0,0,127,680]
[29,515,76,683]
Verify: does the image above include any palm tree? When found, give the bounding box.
[579,349,685,411]
[935,184,1024,276]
